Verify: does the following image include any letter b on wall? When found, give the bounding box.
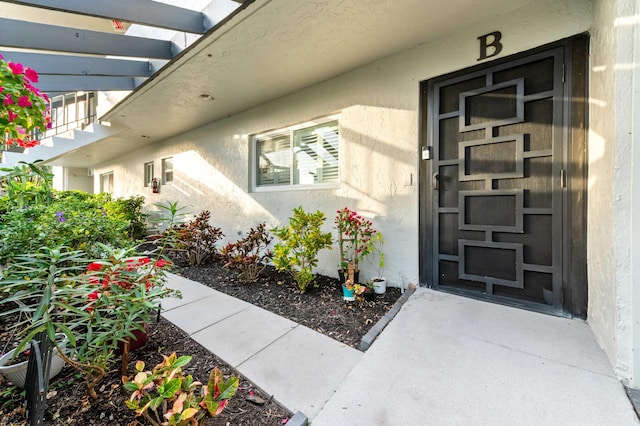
[478,31,503,61]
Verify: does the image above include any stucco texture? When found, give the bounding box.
[93,1,592,304]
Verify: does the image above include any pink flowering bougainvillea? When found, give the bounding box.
[334,207,377,273]
[0,53,51,149]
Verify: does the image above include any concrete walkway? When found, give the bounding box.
[162,273,638,425]
[161,273,361,419]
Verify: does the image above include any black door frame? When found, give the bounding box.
[418,34,588,318]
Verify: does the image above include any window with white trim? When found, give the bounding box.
[161,157,173,184]
[144,161,154,187]
[253,118,339,190]
[100,171,114,193]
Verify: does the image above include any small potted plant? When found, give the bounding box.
[342,279,356,301]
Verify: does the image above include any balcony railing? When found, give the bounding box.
[1,91,98,153]
[46,91,97,137]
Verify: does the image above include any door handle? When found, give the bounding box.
[433,173,439,190]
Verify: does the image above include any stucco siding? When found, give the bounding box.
[586,0,640,385]
[93,2,591,290]
[588,0,620,374]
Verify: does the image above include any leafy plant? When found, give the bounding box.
[343,279,368,300]
[334,207,378,277]
[221,223,273,283]
[0,190,134,263]
[124,353,238,426]
[365,231,385,278]
[0,160,53,211]
[0,384,25,410]
[150,201,190,247]
[271,206,333,292]
[105,195,148,240]
[0,245,176,400]
[168,210,224,266]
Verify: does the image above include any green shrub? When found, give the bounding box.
[104,195,148,240]
[271,206,333,292]
[0,190,152,263]
[0,193,133,263]
[0,160,53,211]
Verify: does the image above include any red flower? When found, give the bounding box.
[17,96,32,108]
[88,291,100,300]
[126,259,138,271]
[24,67,38,83]
[89,276,100,286]
[4,94,13,105]
[88,262,103,271]
[102,279,110,289]
[8,62,23,75]
[155,259,169,267]
[7,111,16,122]
[0,86,4,93]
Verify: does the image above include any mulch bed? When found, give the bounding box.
[176,262,401,349]
[0,256,402,425]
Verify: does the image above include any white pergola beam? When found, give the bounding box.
[0,18,173,59]
[37,75,135,92]
[0,51,151,77]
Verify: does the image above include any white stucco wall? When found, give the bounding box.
[93,1,592,289]
[632,0,640,390]
[588,0,620,377]
[588,0,640,386]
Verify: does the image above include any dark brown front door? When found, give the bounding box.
[420,38,587,317]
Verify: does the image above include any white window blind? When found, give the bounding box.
[254,118,339,189]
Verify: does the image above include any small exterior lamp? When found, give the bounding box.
[151,178,160,194]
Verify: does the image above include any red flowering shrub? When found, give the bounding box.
[0,54,51,148]
[334,207,377,274]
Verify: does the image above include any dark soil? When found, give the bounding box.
[176,262,401,349]
[0,257,401,425]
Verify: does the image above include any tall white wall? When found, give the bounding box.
[588,0,640,386]
[631,0,640,390]
[588,0,620,376]
[93,2,591,289]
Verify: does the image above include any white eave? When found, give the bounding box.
[59,0,536,168]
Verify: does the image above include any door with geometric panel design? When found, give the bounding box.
[425,47,566,314]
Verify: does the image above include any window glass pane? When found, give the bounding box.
[256,132,291,186]
[144,162,154,186]
[293,121,339,184]
[100,172,113,193]
[162,158,173,183]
